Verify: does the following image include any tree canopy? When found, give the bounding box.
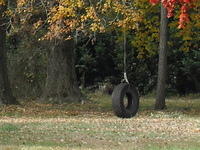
[0,0,199,104]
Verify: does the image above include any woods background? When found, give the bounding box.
[0,0,199,104]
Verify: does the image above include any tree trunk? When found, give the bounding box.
[0,3,18,105]
[42,39,81,103]
[190,64,200,92]
[155,5,168,110]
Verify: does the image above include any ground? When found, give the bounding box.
[0,93,200,150]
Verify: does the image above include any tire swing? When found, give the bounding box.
[112,31,139,118]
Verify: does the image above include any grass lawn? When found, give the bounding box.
[0,93,200,150]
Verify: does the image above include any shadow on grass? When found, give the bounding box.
[139,94,200,117]
[0,92,199,117]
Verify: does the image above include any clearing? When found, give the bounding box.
[0,93,200,150]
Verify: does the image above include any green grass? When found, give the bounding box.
[0,123,20,132]
[0,93,200,150]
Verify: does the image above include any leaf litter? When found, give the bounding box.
[0,100,200,150]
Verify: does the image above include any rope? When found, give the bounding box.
[123,30,129,84]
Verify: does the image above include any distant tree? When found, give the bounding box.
[155,5,168,110]
[150,0,197,109]
[0,0,18,105]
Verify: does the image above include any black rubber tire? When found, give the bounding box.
[112,83,139,118]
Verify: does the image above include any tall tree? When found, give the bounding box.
[12,0,82,102]
[155,4,168,110]
[0,1,18,105]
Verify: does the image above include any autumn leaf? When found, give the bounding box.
[149,0,160,5]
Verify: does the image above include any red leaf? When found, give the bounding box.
[178,13,190,28]
[149,0,160,5]
[149,0,193,28]
[181,5,188,13]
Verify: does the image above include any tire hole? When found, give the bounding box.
[123,93,132,109]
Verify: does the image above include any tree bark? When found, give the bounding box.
[0,3,18,105]
[155,5,168,110]
[42,39,81,103]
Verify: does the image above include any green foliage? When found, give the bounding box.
[75,32,120,87]
[4,0,200,98]
[7,33,47,98]
[131,0,160,58]
[168,49,200,95]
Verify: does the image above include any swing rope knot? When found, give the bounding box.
[124,72,129,84]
